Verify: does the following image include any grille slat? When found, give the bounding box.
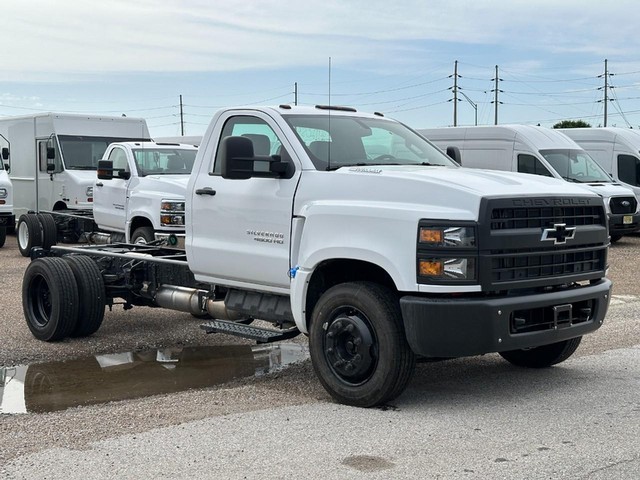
[491,205,603,230]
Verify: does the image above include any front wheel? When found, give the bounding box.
[131,226,155,244]
[309,281,415,407]
[499,337,582,368]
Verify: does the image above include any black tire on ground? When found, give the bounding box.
[131,226,155,244]
[610,234,622,243]
[17,213,43,257]
[0,227,5,248]
[37,213,58,250]
[63,255,106,337]
[499,336,583,368]
[309,281,416,407]
[22,257,79,341]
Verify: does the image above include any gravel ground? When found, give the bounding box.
[1,232,639,466]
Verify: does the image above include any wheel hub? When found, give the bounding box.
[324,313,375,384]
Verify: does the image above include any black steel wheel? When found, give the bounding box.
[37,213,58,250]
[0,226,5,248]
[499,337,583,368]
[131,226,155,244]
[17,213,43,257]
[309,281,415,407]
[22,257,79,341]
[63,255,106,337]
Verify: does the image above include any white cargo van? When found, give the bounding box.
[559,127,640,201]
[418,125,640,241]
[0,113,150,220]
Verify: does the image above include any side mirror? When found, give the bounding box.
[46,163,56,174]
[47,147,55,160]
[97,160,114,180]
[3,163,9,173]
[117,170,131,180]
[1,147,8,160]
[220,136,289,180]
[446,146,461,165]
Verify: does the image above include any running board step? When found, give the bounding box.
[200,319,300,344]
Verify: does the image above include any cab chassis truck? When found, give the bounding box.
[21,105,612,407]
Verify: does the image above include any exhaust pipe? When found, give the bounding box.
[154,285,246,321]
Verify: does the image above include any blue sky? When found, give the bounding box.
[2,0,640,137]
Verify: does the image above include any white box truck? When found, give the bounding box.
[559,127,640,202]
[21,105,612,407]
[0,113,150,220]
[418,125,640,242]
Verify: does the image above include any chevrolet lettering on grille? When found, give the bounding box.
[541,223,576,245]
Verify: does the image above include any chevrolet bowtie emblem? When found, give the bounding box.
[541,223,576,245]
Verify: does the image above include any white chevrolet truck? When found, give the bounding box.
[0,145,13,247]
[16,141,197,254]
[21,105,612,407]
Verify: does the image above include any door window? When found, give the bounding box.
[517,154,553,177]
[108,147,130,173]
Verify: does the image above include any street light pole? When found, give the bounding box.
[459,91,478,126]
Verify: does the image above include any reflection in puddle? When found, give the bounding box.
[0,343,308,414]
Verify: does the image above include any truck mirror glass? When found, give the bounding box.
[97,160,114,180]
[46,147,55,160]
[117,170,131,180]
[1,147,8,160]
[220,136,255,180]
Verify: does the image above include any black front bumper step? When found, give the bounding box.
[200,319,300,344]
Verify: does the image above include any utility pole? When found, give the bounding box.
[294,82,298,106]
[179,94,184,136]
[598,59,613,127]
[449,60,460,126]
[491,65,502,125]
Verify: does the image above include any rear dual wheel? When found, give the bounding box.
[23,255,105,341]
[17,213,57,257]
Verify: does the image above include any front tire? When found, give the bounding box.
[309,281,415,407]
[499,337,582,368]
[131,226,155,244]
[22,257,79,341]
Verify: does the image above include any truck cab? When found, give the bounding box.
[94,141,198,245]
[0,146,13,247]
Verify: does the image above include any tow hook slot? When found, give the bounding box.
[553,304,572,328]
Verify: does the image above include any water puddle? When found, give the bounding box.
[0,343,308,414]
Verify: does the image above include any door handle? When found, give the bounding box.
[195,188,216,196]
[96,182,104,187]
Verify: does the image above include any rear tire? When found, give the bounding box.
[309,281,415,407]
[0,227,5,248]
[131,226,155,244]
[22,257,79,341]
[37,213,58,250]
[499,337,582,368]
[17,214,43,257]
[63,255,106,337]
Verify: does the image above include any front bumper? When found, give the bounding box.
[400,278,611,358]
[608,212,640,236]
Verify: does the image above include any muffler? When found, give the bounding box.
[154,285,246,321]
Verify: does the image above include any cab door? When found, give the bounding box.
[93,146,130,232]
[188,112,301,291]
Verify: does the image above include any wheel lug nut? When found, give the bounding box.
[345,324,354,333]
[353,354,362,363]
[327,331,335,338]
[345,362,354,371]
[353,337,362,346]
[326,347,334,354]
[333,360,345,368]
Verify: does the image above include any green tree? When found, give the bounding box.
[553,120,591,129]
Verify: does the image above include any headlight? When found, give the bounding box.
[417,222,478,284]
[161,199,185,226]
[0,188,6,198]
[419,226,476,247]
[86,186,93,197]
[161,200,185,212]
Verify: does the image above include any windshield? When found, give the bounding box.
[282,115,458,170]
[58,135,149,170]
[540,149,612,183]
[132,148,197,176]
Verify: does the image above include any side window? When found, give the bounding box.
[618,154,640,186]
[518,154,553,177]
[213,116,285,174]
[108,148,130,174]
